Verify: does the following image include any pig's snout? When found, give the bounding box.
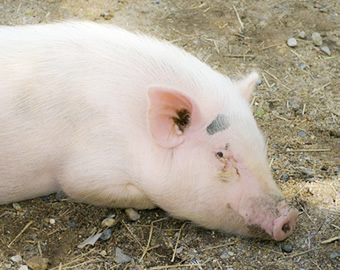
[272,208,299,241]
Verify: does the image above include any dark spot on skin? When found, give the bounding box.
[225,143,230,150]
[172,109,190,132]
[206,114,230,135]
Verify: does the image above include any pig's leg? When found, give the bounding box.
[56,150,156,209]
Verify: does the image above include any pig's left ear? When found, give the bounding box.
[237,72,259,101]
[147,86,199,148]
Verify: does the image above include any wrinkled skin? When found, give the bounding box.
[0,22,298,241]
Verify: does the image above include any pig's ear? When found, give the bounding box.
[237,72,259,101]
[147,86,197,148]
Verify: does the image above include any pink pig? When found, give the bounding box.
[0,22,298,241]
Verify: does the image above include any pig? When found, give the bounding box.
[0,21,298,241]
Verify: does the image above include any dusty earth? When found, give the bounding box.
[0,0,339,269]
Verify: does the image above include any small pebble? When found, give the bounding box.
[11,254,22,263]
[297,62,307,70]
[49,218,55,225]
[220,252,229,259]
[298,131,307,137]
[282,244,293,253]
[312,32,322,46]
[125,208,140,221]
[115,247,132,264]
[26,256,49,270]
[67,222,76,227]
[303,169,314,176]
[100,250,107,256]
[30,233,38,240]
[298,31,306,39]
[287,38,297,47]
[330,252,339,259]
[176,246,183,254]
[320,46,331,56]
[4,264,12,269]
[100,229,112,241]
[12,203,22,211]
[101,217,117,228]
[280,174,289,181]
[228,251,234,256]
[18,266,29,270]
[289,98,300,112]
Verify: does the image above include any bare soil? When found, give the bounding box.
[0,0,339,269]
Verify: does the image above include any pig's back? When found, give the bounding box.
[0,22,229,203]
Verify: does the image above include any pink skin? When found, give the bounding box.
[0,22,298,241]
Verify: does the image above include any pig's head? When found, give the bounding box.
[146,72,298,241]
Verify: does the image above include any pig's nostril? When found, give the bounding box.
[281,222,291,233]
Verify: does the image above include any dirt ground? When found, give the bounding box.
[0,0,339,269]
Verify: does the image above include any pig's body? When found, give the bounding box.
[0,22,298,241]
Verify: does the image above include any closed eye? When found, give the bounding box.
[216,152,224,158]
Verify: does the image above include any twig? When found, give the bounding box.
[321,235,340,244]
[171,223,186,262]
[139,222,154,262]
[232,5,244,30]
[264,70,292,91]
[261,43,282,50]
[150,258,211,270]
[121,220,143,248]
[286,149,330,152]
[8,220,33,247]
[272,114,290,122]
[201,240,238,251]
[302,104,306,115]
[225,54,255,58]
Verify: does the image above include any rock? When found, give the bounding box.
[330,252,339,259]
[12,203,22,211]
[26,256,49,270]
[280,174,289,181]
[115,247,131,264]
[287,38,297,47]
[282,244,293,253]
[297,62,307,70]
[67,222,76,227]
[220,251,229,259]
[298,31,306,39]
[49,218,55,225]
[289,98,300,112]
[11,255,22,262]
[298,131,307,137]
[320,46,331,56]
[312,32,322,46]
[303,169,314,176]
[125,208,140,221]
[99,229,112,241]
[101,217,117,228]
[18,266,29,270]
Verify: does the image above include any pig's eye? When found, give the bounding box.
[216,152,224,158]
